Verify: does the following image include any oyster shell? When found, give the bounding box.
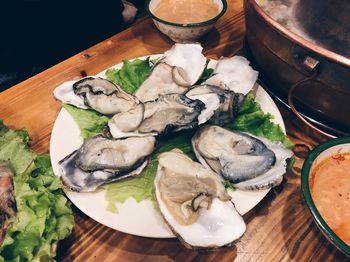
[192,125,293,190]
[108,93,205,139]
[155,149,246,250]
[185,84,245,125]
[54,77,138,115]
[59,135,156,192]
[134,43,206,102]
[205,56,259,95]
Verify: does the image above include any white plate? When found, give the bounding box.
[50,56,286,238]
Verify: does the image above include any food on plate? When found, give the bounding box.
[0,121,74,261]
[108,93,205,139]
[59,135,156,192]
[152,0,220,24]
[204,56,258,95]
[51,42,294,243]
[192,125,293,190]
[0,162,16,245]
[155,149,246,250]
[54,77,138,115]
[185,84,245,125]
[310,152,350,246]
[134,43,207,102]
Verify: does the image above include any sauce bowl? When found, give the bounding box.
[301,137,350,256]
[146,0,227,42]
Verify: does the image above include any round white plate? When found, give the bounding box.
[50,56,286,238]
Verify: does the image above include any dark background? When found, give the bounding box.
[0,1,143,92]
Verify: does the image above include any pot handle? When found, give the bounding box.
[287,56,336,138]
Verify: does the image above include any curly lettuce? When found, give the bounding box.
[0,121,74,262]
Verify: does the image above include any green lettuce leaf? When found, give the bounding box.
[62,104,109,140]
[227,93,294,149]
[0,122,74,262]
[0,120,35,174]
[105,58,152,94]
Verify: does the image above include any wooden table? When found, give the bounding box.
[0,1,348,261]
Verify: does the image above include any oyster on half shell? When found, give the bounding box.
[134,43,207,102]
[155,149,246,250]
[185,84,245,126]
[107,93,205,139]
[59,135,156,192]
[53,77,138,115]
[192,125,293,190]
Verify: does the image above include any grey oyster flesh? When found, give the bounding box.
[192,125,293,190]
[155,149,246,249]
[0,161,16,226]
[59,135,156,192]
[108,94,205,139]
[134,63,188,103]
[134,43,206,102]
[185,85,245,126]
[73,77,138,115]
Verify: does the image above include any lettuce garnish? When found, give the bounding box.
[0,121,74,262]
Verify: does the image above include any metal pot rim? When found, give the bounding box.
[248,0,350,68]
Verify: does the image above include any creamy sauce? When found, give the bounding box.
[310,152,350,246]
[152,0,220,24]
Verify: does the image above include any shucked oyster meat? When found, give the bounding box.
[54,77,138,115]
[185,84,245,126]
[59,135,156,192]
[192,125,293,190]
[108,93,205,139]
[134,43,207,102]
[155,149,246,250]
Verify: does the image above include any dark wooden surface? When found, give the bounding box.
[0,1,348,261]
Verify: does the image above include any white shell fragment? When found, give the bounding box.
[192,125,293,190]
[134,43,207,102]
[205,56,259,95]
[155,149,246,250]
[53,80,87,109]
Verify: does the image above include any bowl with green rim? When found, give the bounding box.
[301,137,350,256]
[146,0,227,42]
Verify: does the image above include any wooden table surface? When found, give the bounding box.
[0,1,348,261]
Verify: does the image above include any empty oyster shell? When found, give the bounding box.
[134,43,207,102]
[59,135,156,192]
[205,56,259,95]
[54,77,138,115]
[192,125,293,190]
[155,149,246,250]
[108,93,205,139]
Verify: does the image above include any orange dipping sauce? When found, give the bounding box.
[310,152,350,246]
[152,0,220,24]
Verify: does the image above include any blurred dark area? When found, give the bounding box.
[0,1,143,92]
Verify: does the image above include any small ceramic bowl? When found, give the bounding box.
[301,137,350,257]
[146,0,227,42]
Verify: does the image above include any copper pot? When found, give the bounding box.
[244,0,350,136]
